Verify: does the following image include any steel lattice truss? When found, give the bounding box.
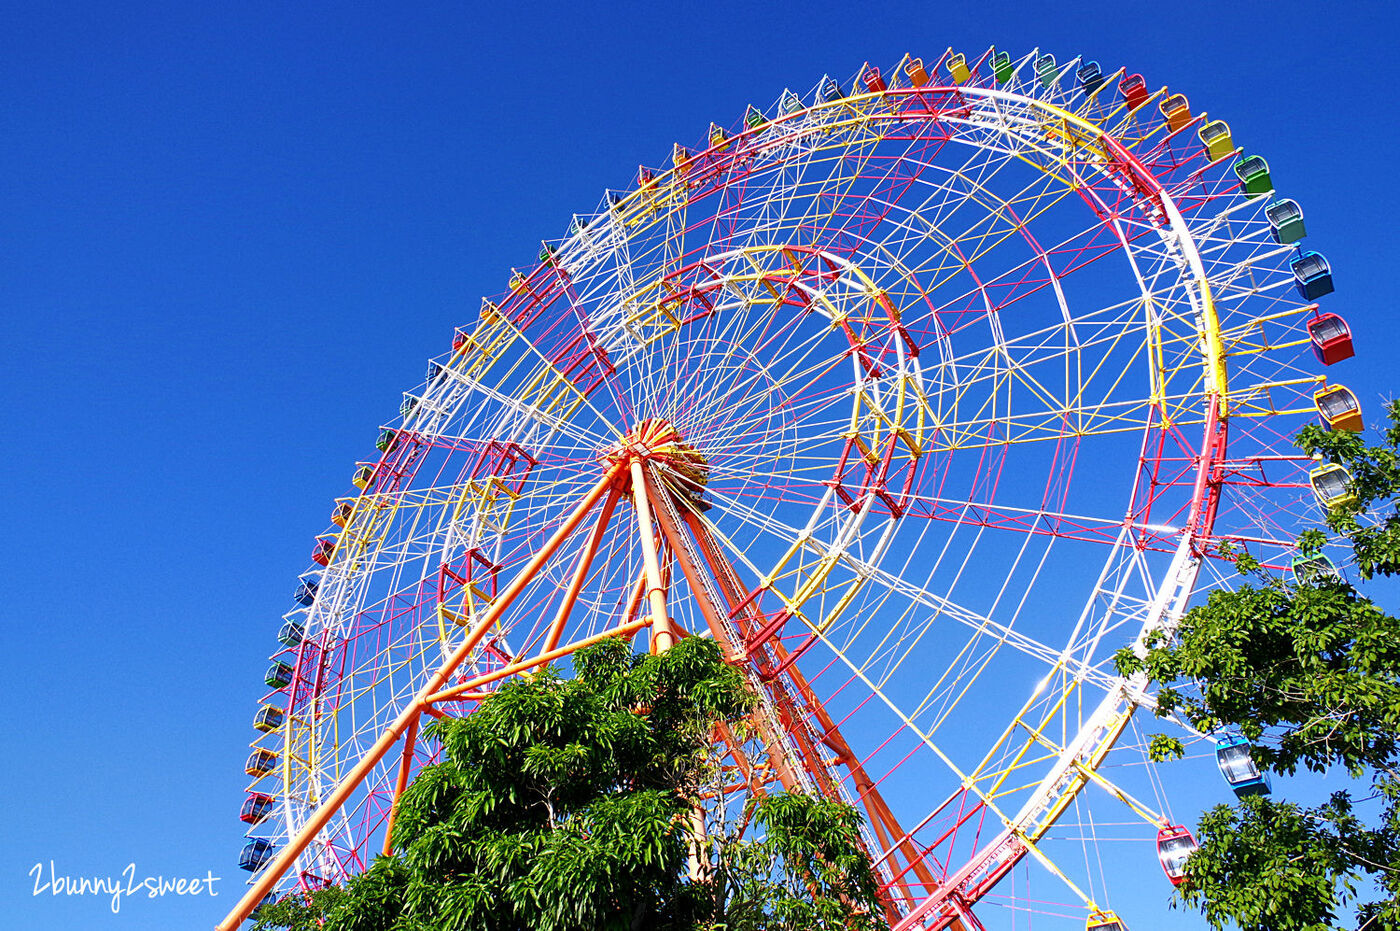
[226,47,1342,930]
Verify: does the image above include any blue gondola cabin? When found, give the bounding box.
[820,77,842,102]
[1078,60,1104,93]
[1307,314,1354,366]
[1292,251,1334,300]
[1310,464,1357,511]
[293,575,318,606]
[1156,825,1198,886]
[1315,384,1363,431]
[240,793,275,825]
[1215,734,1271,797]
[239,838,274,872]
[1266,199,1307,244]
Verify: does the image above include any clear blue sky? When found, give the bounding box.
[2,1,1397,928]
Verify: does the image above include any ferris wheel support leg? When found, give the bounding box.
[215,463,626,931]
[380,713,420,856]
[631,458,674,653]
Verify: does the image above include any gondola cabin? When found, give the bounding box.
[904,57,929,86]
[1292,251,1335,300]
[265,661,294,689]
[1198,120,1233,160]
[239,838,274,872]
[708,122,727,149]
[1307,314,1354,366]
[1086,911,1127,931]
[1037,54,1058,88]
[253,705,285,734]
[1215,734,1271,797]
[311,537,336,567]
[240,793,275,825]
[862,65,886,93]
[946,52,970,84]
[820,77,843,103]
[400,395,418,418]
[1310,464,1357,511]
[293,575,318,606]
[376,429,398,454]
[991,50,1014,84]
[781,90,803,114]
[1156,825,1198,886]
[508,271,526,292]
[352,465,375,490]
[1078,60,1104,93]
[672,144,690,168]
[1120,73,1148,109]
[277,619,305,648]
[1266,198,1307,244]
[331,500,354,528]
[1160,93,1191,131]
[245,749,279,778]
[1315,384,1363,431]
[425,360,442,382]
[1233,155,1273,196]
[745,105,766,129]
[1292,551,1342,585]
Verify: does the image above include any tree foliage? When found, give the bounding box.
[254,635,883,931]
[1116,400,1400,930]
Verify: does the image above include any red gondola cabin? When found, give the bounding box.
[1307,313,1354,366]
[1156,825,1198,886]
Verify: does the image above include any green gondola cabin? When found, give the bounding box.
[1266,198,1306,244]
[277,619,305,648]
[1037,53,1058,88]
[991,50,1014,84]
[264,661,294,689]
[1233,155,1273,195]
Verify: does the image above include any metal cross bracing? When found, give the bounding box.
[229,46,1335,931]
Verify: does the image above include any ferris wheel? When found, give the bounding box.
[224,47,1355,930]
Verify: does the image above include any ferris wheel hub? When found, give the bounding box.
[602,418,711,497]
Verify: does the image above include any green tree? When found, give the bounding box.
[254,635,883,931]
[1116,400,1400,930]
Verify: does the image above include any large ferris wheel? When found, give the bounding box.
[224,47,1355,930]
